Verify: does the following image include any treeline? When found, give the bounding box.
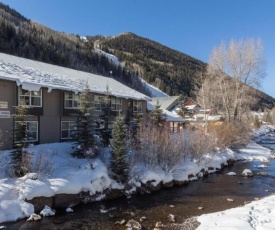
[0,3,151,96]
[92,32,207,96]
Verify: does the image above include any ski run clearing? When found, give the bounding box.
[0,126,275,229]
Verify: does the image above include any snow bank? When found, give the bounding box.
[0,143,117,224]
[0,126,274,224]
[197,194,275,230]
[236,142,272,162]
[0,200,34,223]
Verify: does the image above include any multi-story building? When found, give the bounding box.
[0,53,150,149]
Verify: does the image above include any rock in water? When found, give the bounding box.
[140,216,147,222]
[126,219,142,230]
[115,219,126,225]
[242,169,253,177]
[168,214,175,222]
[226,172,236,176]
[40,205,55,216]
[27,213,41,221]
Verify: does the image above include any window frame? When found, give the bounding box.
[64,92,81,109]
[94,95,106,111]
[133,100,143,113]
[18,87,42,107]
[14,121,39,142]
[61,121,77,140]
[111,97,122,111]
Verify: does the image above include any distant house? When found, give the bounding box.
[151,96,181,111]
[147,98,184,132]
[184,98,201,114]
[0,53,150,149]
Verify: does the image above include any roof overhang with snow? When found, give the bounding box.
[147,101,184,122]
[0,52,151,101]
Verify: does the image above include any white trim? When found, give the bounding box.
[18,86,42,107]
[64,92,80,109]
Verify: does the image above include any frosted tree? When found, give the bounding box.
[150,100,166,126]
[72,82,97,158]
[11,99,30,177]
[110,114,129,183]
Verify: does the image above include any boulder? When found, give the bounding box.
[126,219,142,230]
[241,169,253,177]
[53,194,81,208]
[27,196,53,212]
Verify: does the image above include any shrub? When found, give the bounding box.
[137,123,185,171]
[208,122,251,149]
[183,129,217,162]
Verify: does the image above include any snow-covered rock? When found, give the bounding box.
[40,205,55,216]
[126,219,142,230]
[27,213,41,221]
[241,169,253,177]
[66,207,73,213]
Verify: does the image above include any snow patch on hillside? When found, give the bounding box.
[94,48,120,66]
[140,78,168,97]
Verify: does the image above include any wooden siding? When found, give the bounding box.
[0,80,16,149]
[40,89,62,144]
[0,79,148,149]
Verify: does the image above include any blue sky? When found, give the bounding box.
[1,0,275,98]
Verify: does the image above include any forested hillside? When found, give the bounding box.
[0,3,150,96]
[89,32,207,96]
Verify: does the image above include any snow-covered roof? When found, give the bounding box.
[186,104,198,110]
[147,101,184,122]
[0,52,150,101]
[164,110,184,122]
[151,96,181,110]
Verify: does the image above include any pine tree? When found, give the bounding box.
[129,112,143,150]
[150,100,166,126]
[110,114,129,183]
[72,83,97,158]
[11,99,30,177]
[100,85,112,146]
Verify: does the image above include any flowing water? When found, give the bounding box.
[4,134,275,230]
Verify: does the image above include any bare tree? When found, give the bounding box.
[207,39,265,122]
[194,70,219,131]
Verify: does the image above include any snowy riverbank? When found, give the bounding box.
[196,193,275,230]
[0,126,274,225]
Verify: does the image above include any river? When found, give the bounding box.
[4,133,275,230]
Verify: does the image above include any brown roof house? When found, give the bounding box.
[0,52,150,150]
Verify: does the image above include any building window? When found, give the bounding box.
[133,100,142,112]
[94,95,106,111]
[14,121,38,142]
[61,121,77,139]
[111,97,122,111]
[19,87,42,107]
[64,92,80,109]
